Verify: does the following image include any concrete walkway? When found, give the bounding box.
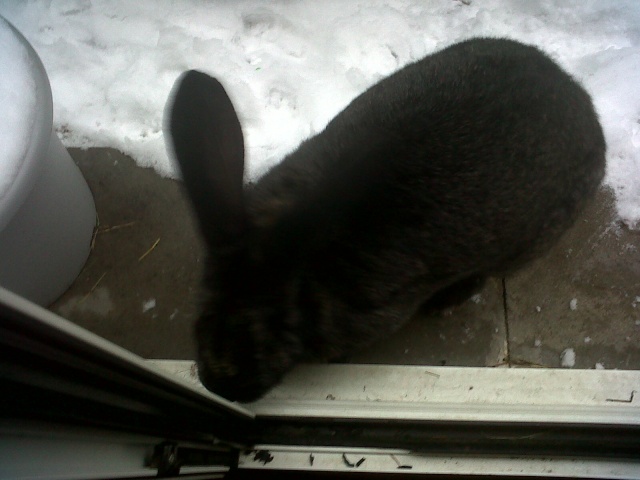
[50,148,640,370]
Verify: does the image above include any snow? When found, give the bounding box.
[1,0,639,227]
[0,17,36,202]
[595,362,605,370]
[142,297,156,313]
[560,348,576,368]
[569,298,578,311]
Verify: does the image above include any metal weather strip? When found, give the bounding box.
[150,361,639,425]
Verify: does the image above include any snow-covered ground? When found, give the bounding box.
[1,0,639,228]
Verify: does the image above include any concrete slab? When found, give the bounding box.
[50,147,509,365]
[346,278,507,367]
[50,148,204,359]
[507,188,640,370]
[49,148,639,373]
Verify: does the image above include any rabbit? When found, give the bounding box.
[166,37,605,402]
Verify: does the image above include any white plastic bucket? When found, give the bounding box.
[0,17,96,306]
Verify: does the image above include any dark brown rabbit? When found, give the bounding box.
[166,38,605,402]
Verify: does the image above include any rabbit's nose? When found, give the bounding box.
[195,358,251,401]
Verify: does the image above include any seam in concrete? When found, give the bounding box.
[502,277,511,367]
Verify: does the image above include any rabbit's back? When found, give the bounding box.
[251,37,605,291]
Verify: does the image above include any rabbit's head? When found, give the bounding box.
[166,71,305,402]
[194,249,308,401]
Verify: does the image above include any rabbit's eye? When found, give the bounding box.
[199,346,239,377]
[209,361,238,377]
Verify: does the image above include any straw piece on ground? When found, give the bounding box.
[139,237,160,262]
[79,271,107,304]
[98,221,136,233]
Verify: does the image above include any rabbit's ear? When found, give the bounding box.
[167,70,246,247]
